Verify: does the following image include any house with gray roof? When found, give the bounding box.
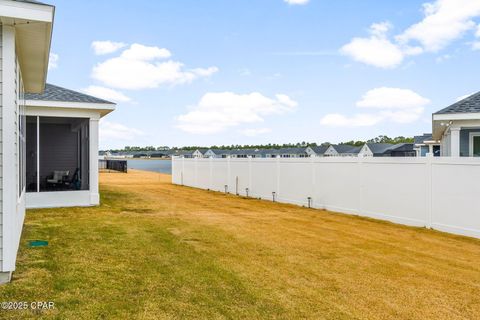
[357,143,416,157]
[326,145,362,157]
[413,133,440,157]
[203,149,233,158]
[432,92,480,157]
[305,145,330,157]
[0,0,117,283]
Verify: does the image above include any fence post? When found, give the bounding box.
[181,157,185,186]
[276,157,281,201]
[311,156,315,208]
[425,156,433,229]
[194,157,198,187]
[209,157,213,190]
[358,156,363,215]
[248,157,252,197]
[227,157,231,194]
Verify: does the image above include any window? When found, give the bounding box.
[469,133,480,157]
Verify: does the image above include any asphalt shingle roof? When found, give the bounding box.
[310,145,330,155]
[414,133,432,145]
[366,143,395,155]
[435,91,480,114]
[25,84,114,104]
[332,144,361,154]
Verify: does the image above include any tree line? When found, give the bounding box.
[101,135,414,152]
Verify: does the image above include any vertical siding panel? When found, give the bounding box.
[0,24,4,266]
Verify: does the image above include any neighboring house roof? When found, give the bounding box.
[366,143,395,155]
[208,149,233,155]
[310,145,330,155]
[332,144,361,154]
[229,149,261,156]
[172,150,194,156]
[388,143,414,151]
[414,133,433,145]
[196,148,208,154]
[275,147,308,155]
[435,91,480,114]
[25,83,114,104]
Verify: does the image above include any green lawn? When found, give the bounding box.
[1,170,479,319]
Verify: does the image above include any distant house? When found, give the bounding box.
[433,92,480,157]
[264,147,309,158]
[358,143,395,157]
[192,149,206,158]
[229,149,263,158]
[203,149,232,158]
[358,143,415,157]
[171,150,195,158]
[413,133,440,157]
[327,145,362,157]
[305,145,330,157]
[382,143,416,157]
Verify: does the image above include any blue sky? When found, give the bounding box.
[46,0,480,149]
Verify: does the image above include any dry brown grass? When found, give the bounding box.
[1,169,480,319]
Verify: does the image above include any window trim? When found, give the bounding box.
[468,132,480,157]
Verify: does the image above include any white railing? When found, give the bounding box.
[172,157,480,239]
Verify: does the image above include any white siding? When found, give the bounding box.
[1,25,26,273]
[0,24,3,269]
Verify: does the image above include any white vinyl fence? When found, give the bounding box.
[172,157,480,239]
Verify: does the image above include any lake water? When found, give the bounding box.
[127,159,172,174]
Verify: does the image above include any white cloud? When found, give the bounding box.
[82,85,131,103]
[120,43,171,60]
[320,87,429,127]
[342,0,480,68]
[340,22,405,68]
[92,41,127,55]
[92,43,218,90]
[176,92,297,134]
[241,128,272,136]
[356,87,430,109]
[284,0,309,5]
[100,120,144,142]
[48,53,59,70]
[397,0,480,52]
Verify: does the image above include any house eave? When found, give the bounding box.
[25,99,116,117]
[433,112,480,121]
[0,0,55,93]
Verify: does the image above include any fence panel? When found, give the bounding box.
[172,157,480,239]
[228,160,250,196]
[431,160,480,237]
[312,160,360,214]
[278,159,313,206]
[250,159,278,200]
[210,159,229,192]
[359,159,427,227]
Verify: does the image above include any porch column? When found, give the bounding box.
[450,127,461,157]
[89,118,100,205]
[426,144,433,157]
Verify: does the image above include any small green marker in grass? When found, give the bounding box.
[28,240,48,247]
